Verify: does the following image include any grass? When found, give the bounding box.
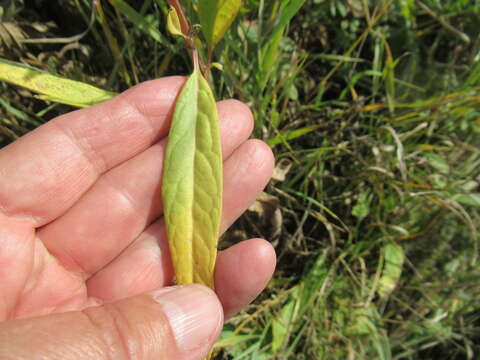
[1,0,480,358]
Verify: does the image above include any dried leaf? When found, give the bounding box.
[0,22,25,48]
[272,158,292,182]
[248,192,282,242]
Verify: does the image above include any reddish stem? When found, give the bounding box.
[167,0,199,68]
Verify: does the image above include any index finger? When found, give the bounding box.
[0,77,185,227]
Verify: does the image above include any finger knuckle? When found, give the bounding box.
[82,305,138,360]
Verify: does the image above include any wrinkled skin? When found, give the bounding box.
[0,78,276,359]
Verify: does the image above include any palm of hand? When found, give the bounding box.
[0,78,275,321]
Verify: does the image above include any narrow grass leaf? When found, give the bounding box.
[425,152,450,175]
[199,0,243,48]
[399,0,415,23]
[162,69,223,289]
[109,0,168,45]
[0,97,41,126]
[384,42,396,114]
[267,125,320,148]
[0,59,116,107]
[215,330,258,348]
[259,0,306,86]
[272,287,299,352]
[452,194,480,208]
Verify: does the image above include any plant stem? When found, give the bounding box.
[193,49,200,73]
[167,0,198,68]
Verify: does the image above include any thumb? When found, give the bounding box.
[0,284,223,360]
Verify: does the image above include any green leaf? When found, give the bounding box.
[425,152,450,174]
[272,287,299,352]
[352,190,372,221]
[109,0,170,45]
[198,0,243,48]
[452,193,480,208]
[267,125,320,148]
[162,69,223,289]
[378,242,405,298]
[215,330,257,348]
[0,59,116,107]
[259,0,306,87]
[398,0,416,23]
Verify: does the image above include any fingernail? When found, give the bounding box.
[151,285,223,354]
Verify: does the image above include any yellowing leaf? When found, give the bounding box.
[199,0,243,48]
[211,62,224,71]
[0,59,116,107]
[162,69,223,289]
[166,6,184,37]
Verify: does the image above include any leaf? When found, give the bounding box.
[211,62,224,71]
[198,0,243,48]
[109,0,171,46]
[271,158,292,182]
[162,69,223,289]
[378,242,405,298]
[267,124,320,148]
[384,41,396,115]
[214,330,258,348]
[272,300,295,352]
[398,0,416,23]
[259,0,306,87]
[0,59,116,107]
[0,22,25,48]
[347,306,379,336]
[425,152,450,174]
[166,6,184,37]
[352,190,372,221]
[452,193,480,208]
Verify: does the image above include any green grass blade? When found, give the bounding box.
[258,0,305,87]
[109,0,169,45]
[267,125,320,148]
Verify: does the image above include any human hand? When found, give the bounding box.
[0,77,276,359]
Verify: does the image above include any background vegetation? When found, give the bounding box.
[1,0,479,358]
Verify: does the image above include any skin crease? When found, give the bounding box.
[0,77,276,359]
